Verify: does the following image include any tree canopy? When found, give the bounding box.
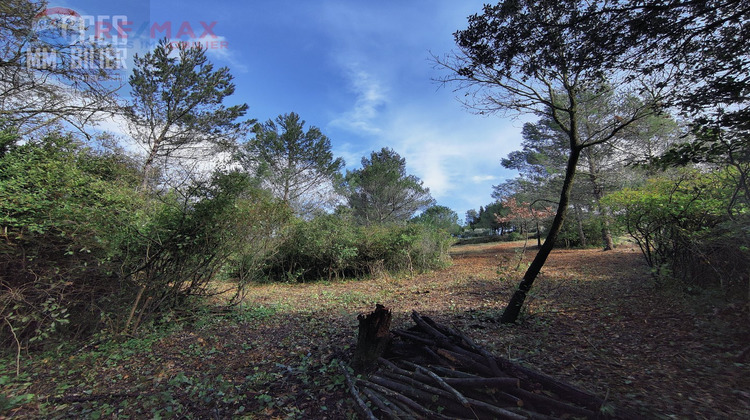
[412,205,461,235]
[343,148,434,225]
[239,112,345,217]
[128,38,250,189]
[442,0,667,322]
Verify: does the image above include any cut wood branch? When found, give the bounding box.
[339,361,377,420]
[343,307,642,419]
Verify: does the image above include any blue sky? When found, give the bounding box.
[55,0,526,219]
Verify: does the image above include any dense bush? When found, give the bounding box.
[604,169,749,297]
[0,134,145,347]
[263,215,453,282]
[0,136,292,349]
[115,171,292,323]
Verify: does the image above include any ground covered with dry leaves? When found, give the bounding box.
[2,240,749,418]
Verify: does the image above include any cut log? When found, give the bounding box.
[344,307,642,419]
[441,377,520,390]
[508,387,598,418]
[339,361,377,420]
[352,304,392,373]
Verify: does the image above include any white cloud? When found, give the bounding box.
[201,35,249,73]
[329,65,388,135]
[340,103,527,217]
[471,175,497,183]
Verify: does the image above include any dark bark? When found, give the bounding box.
[352,304,392,373]
[347,308,643,420]
[501,145,582,323]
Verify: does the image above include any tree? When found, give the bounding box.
[440,0,663,323]
[474,201,507,234]
[465,209,479,229]
[0,133,143,348]
[501,99,680,249]
[238,112,344,216]
[496,198,553,248]
[343,148,434,225]
[574,1,750,209]
[412,205,461,235]
[0,0,121,136]
[499,118,569,213]
[127,38,250,189]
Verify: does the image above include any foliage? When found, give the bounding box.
[119,171,292,321]
[411,205,461,235]
[657,126,749,217]
[553,214,605,249]
[0,133,144,348]
[478,202,508,234]
[238,112,344,217]
[557,1,750,226]
[263,214,452,282]
[128,38,250,188]
[342,148,434,225]
[604,169,748,294]
[464,209,479,229]
[0,133,294,351]
[495,198,552,235]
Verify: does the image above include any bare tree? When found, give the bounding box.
[0,0,122,136]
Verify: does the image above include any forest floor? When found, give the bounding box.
[2,240,749,419]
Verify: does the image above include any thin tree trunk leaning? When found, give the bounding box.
[140,135,163,191]
[501,146,582,324]
[346,308,641,419]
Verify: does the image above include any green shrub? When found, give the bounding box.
[604,169,748,297]
[0,134,145,347]
[0,136,291,350]
[262,217,452,282]
[505,232,524,241]
[119,171,292,317]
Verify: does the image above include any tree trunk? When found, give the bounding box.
[574,204,587,247]
[140,133,164,191]
[501,146,582,324]
[141,150,157,191]
[585,155,614,250]
[352,304,392,373]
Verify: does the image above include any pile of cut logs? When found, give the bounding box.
[342,305,641,419]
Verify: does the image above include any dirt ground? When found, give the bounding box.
[3,240,749,418]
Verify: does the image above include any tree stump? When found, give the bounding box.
[352,304,392,373]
